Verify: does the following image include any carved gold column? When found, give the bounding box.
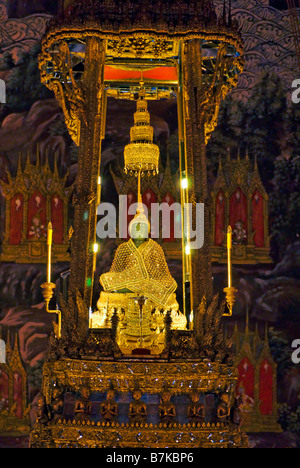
[69,37,107,338]
[181,38,239,314]
[181,39,213,312]
[40,34,107,338]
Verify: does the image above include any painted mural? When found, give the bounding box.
[0,0,299,448]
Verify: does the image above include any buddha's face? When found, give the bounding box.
[53,388,61,399]
[107,390,115,401]
[221,393,229,403]
[161,391,171,403]
[130,221,149,242]
[133,390,142,401]
[82,387,90,399]
[37,395,45,407]
[191,392,200,403]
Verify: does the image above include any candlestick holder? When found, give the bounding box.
[41,221,62,338]
[223,286,238,317]
[41,282,62,338]
[41,282,61,338]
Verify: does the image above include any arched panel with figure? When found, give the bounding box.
[9,194,23,245]
[51,194,64,244]
[230,187,247,244]
[27,191,47,240]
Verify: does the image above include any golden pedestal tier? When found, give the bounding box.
[90,292,187,355]
[29,359,249,448]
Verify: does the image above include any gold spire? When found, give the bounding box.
[16,152,22,177]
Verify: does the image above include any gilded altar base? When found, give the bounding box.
[91,292,187,355]
[29,358,249,448]
[30,419,247,449]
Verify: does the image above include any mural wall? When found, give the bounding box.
[0,0,299,448]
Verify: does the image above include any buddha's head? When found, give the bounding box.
[129,209,150,245]
[107,389,115,401]
[190,391,200,404]
[133,389,142,401]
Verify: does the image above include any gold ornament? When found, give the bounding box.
[124,82,159,177]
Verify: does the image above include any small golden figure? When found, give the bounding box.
[74,386,92,422]
[217,392,231,422]
[158,387,176,425]
[35,393,50,425]
[50,387,64,423]
[187,391,205,423]
[129,386,147,423]
[28,210,46,240]
[100,387,118,422]
[230,394,244,428]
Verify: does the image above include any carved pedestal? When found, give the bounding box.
[30,358,248,448]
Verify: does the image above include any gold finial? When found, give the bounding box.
[36,143,40,168]
[17,152,22,177]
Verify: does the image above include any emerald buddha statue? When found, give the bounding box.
[91,206,186,353]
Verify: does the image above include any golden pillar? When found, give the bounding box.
[68,37,107,338]
[181,38,241,315]
[40,36,107,338]
[182,39,212,313]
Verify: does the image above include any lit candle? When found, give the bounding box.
[97,175,101,205]
[227,226,232,288]
[185,243,191,255]
[47,222,53,283]
[181,177,188,189]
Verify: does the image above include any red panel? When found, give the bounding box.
[259,359,273,415]
[0,368,9,410]
[215,190,225,246]
[13,372,22,419]
[230,187,247,243]
[142,188,157,210]
[252,190,264,247]
[51,194,64,244]
[9,193,23,245]
[162,192,175,242]
[104,65,178,82]
[237,357,255,410]
[27,192,47,240]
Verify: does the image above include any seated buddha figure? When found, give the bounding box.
[93,207,186,353]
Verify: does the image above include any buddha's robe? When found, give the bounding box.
[100,238,177,308]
